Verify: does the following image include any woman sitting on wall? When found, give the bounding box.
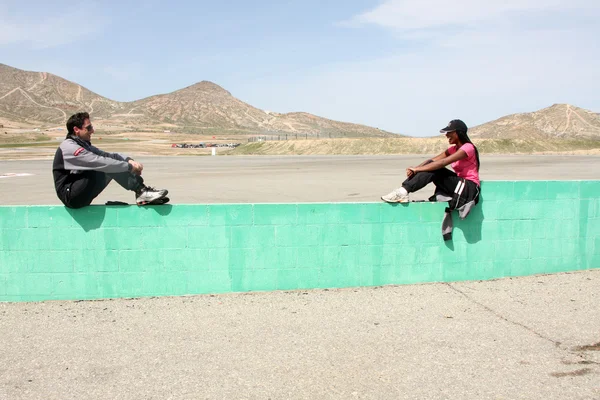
[381,119,481,205]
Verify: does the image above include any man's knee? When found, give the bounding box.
[66,203,88,209]
[65,196,93,209]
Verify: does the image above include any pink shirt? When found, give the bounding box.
[447,143,480,186]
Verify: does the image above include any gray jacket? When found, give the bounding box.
[52,135,133,200]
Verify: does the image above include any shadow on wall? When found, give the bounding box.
[446,196,485,249]
[66,204,173,231]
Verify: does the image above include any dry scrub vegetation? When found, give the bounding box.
[230,137,600,156]
[2,131,600,160]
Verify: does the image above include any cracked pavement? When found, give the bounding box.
[1,270,599,399]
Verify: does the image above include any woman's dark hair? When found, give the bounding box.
[456,130,480,171]
[66,112,90,136]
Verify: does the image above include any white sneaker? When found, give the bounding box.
[381,187,409,203]
[136,186,168,205]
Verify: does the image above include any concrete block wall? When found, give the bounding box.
[1,181,599,302]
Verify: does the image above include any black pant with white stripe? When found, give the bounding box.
[64,171,144,209]
[401,168,461,196]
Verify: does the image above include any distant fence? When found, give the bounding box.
[248,134,336,142]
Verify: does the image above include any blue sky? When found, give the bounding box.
[1,0,599,136]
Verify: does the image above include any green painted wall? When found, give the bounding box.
[1,181,599,302]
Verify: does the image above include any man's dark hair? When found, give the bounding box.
[66,112,90,136]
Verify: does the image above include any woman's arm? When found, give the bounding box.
[416,150,447,167]
[410,149,468,174]
[406,150,452,177]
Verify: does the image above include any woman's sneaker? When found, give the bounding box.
[381,187,409,203]
[136,186,168,205]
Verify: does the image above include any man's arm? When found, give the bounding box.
[89,145,143,174]
[60,140,132,173]
[88,145,132,163]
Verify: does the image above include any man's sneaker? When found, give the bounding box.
[152,196,170,205]
[136,186,168,205]
[381,187,409,203]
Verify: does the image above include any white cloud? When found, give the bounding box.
[278,0,596,135]
[238,22,599,136]
[0,4,106,48]
[352,0,599,31]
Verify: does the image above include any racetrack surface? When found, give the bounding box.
[1,154,599,205]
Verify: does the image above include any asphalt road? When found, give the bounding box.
[1,271,599,400]
[1,154,599,205]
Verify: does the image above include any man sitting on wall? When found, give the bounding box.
[52,112,168,208]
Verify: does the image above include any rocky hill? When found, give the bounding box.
[129,82,393,137]
[4,63,598,140]
[0,63,395,137]
[469,104,600,139]
[0,63,124,124]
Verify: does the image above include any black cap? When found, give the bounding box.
[440,119,468,133]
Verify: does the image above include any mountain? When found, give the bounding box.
[469,104,600,139]
[0,64,395,137]
[0,63,123,123]
[131,82,392,137]
[131,81,266,127]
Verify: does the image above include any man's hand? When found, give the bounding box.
[128,160,144,175]
[406,167,417,178]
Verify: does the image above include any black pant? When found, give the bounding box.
[402,168,461,196]
[64,171,144,208]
